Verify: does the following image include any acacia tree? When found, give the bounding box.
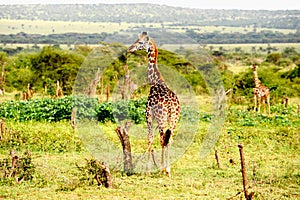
[30,46,84,95]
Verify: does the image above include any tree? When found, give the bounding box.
[266,52,281,64]
[30,46,84,94]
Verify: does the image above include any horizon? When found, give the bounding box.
[0,0,299,10]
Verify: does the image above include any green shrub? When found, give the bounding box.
[0,96,148,124]
[0,120,82,152]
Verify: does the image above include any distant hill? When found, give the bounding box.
[0,4,299,45]
[0,4,299,29]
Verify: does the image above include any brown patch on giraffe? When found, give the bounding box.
[149,68,153,74]
[149,59,156,64]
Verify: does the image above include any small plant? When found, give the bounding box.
[0,149,35,184]
[76,158,112,188]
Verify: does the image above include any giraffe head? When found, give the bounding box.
[251,64,258,71]
[128,32,150,53]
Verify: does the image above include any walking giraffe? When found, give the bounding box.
[251,64,270,114]
[128,32,180,177]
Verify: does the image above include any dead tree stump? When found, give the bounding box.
[215,149,221,169]
[281,96,285,104]
[71,107,77,132]
[238,144,254,200]
[88,159,113,188]
[100,162,113,188]
[106,85,110,101]
[56,80,63,98]
[285,96,289,108]
[115,121,133,175]
[1,149,34,183]
[0,118,4,140]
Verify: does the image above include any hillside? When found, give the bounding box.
[0,4,299,29]
[0,4,299,45]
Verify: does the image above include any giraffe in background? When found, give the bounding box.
[251,64,270,114]
[128,32,180,177]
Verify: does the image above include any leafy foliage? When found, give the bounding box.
[30,46,84,94]
[0,97,73,122]
[0,120,82,152]
[226,104,299,127]
[76,158,112,188]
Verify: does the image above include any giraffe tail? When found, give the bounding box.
[163,129,172,146]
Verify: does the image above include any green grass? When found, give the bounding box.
[0,103,299,199]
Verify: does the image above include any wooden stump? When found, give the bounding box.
[100,161,113,188]
[71,107,77,132]
[238,144,254,200]
[0,118,4,140]
[115,122,133,175]
[214,149,221,169]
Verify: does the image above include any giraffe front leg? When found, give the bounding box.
[257,96,261,113]
[146,133,154,173]
[262,97,266,114]
[146,111,154,174]
[267,95,271,115]
[254,94,257,112]
[146,126,154,173]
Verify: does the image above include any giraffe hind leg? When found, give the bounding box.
[267,95,271,115]
[162,129,171,147]
[165,144,171,177]
[257,96,261,113]
[262,97,266,114]
[254,94,257,112]
[161,129,172,177]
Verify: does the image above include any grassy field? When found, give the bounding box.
[0,99,299,199]
[161,43,300,53]
[0,19,296,35]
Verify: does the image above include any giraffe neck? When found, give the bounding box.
[147,39,164,84]
[253,70,261,88]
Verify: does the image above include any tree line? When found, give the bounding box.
[1,30,299,49]
[0,43,299,104]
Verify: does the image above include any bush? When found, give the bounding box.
[0,150,35,185]
[0,120,82,152]
[0,97,73,122]
[0,96,148,124]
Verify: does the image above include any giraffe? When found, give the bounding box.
[128,32,180,177]
[251,64,270,114]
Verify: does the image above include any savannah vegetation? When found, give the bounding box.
[0,3,299,200]
[0,40,299,199]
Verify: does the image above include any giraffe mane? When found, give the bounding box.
[149,38,158,58]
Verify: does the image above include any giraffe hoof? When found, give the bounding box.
[162,167,171,177]
[165,171,171,177]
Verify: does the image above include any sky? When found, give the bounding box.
[0,0,299,10]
